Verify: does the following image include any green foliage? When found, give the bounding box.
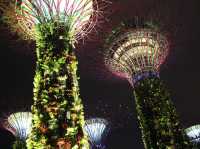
[192,144,200,149]
[134,77,192,149]
[105,18,163,47]
[26,22,89,149]
[13,139,27,149]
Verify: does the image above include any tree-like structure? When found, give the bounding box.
[84,118,110,149]
[104,22,191,149]
[3,112,32,149]
[185,125,200,148]
[0,0,99,148]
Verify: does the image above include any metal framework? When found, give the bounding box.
[4,112,32,140]
[84,118,110,149]
[185,125,200,144]
[11,0,98,40]
[105,28,169,84]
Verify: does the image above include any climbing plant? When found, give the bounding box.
[26,22,89,149]
[134,77,191,149]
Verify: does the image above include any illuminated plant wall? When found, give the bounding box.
[0,0,99,148]
[28,22,88,149]
[105,23,192,149]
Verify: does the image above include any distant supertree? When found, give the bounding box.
[185,125,200,148]
[84,118,110,149]
[0,0,104,148]
[104,20,191,149]
[3,112,32,149]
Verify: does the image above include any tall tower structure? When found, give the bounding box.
[0,0,100,148]
[104,22,191,149]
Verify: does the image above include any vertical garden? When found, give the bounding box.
[27,22,88,148]
[104,22,192,149]
[0,0,99,148]
[0,0,197,149]
[134,77,190,149]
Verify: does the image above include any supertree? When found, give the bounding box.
[83,118,110,149]
[104,20,191,149]
[0,0,101,148]
[185,125,200,148]
[2,112,32,149]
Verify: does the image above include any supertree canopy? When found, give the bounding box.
[185,125,200,144]
[0,0,100,148]
[84,118,110,149]
[6,0,97,40]
[3,112,32,149]
[105,28,169,85]
[104,22,191,149]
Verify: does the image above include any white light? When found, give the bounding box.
[116,48,122,53]
[149,39,153,45]
[148,50,152,54]
[105,29,169,79]
[84,118,109,148]
[18,0,94,35]
[130,39,136,43]
[120,41,131,49]
[185,125,200,143]
[114,53,119,58]
[142,38,146,42]
[7,112,32,140]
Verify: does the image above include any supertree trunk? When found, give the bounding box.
[134,76,190,149]
[13,139,27,149]
[104,21,193,149]
[26,22,88,149]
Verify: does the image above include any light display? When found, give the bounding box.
[0,0,100,148]
[84,118,110,149]
[185,125,200,143]
[105,28,169,85]
[3,112,32,149]
[13,0,97,40]
[104,22,191,149]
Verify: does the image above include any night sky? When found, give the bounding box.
[0,0,200,148]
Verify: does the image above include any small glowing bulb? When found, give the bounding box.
[142,38,146,42]
[114,53,119,58]
[17,0,94,37]
[59,36,63,39]
[149,39,153,45]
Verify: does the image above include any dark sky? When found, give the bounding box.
[0,0,200,148]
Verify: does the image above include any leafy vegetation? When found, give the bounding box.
[26,22,89,149]
[134,77,191,149]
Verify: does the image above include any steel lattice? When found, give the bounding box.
[84,118,110,149]
[105,28,169,84]
[4,112,32,140]
[185,125,200,143]
[12,0,98,40]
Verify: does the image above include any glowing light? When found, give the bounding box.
[84,118,110,149]
[185,125,200,143]
[14,0,97,39]
[105,28,169,84]
[4,112,32,140]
